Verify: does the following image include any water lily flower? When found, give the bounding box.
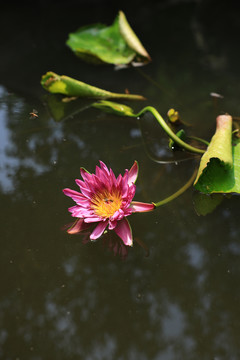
[63,161,155,246]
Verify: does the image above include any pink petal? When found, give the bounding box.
[108,219,117,230]
[122,208,133,217]
[110,208,124,222]
[63,188,82,199]
[90,221,108,240]
[63,188,90,207]
[68,204,96,219]
[114,218,133,246]
[84,216,103,223]
[109,168,117,187]
[68,205,83,217]
[97,166,109,186]
[80,167,92,182]
[128,161,138,185]
[75,178,89,190]
[67,219,91,234]
[116,173,122,187]
[121,171,129,198]
[91,174,105,192]
[99,161,110,176]
[75,179,93,199]
[131,201,155,212]
[95,165,102,177]
[126,183,136,201]
[80,187,93,199]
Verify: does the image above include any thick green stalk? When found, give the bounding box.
[153,169,197,208]
[136,106,205,154]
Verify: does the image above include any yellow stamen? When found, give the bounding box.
[91,190,122,218]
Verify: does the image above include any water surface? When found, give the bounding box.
[1,1,240,359]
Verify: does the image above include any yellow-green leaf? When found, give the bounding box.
[194,115,240,194]
[66,11,151,66]
[118,10,151,62]
[41,71,145,101]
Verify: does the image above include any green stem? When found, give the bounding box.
[187,136,210,146]
[136,106,205,154]
[153,168,197,208]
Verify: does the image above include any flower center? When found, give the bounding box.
[91,190,122,218]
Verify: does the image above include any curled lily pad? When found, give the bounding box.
[41,71,145,101]
[66,10,151,67]
[194,115,240,194]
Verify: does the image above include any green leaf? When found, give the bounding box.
[92,100,135,117]
[41,71,145,101]
[194,115,240,194]
[66,11,151,66]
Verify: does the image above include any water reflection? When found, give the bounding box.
[63,227,130,260]
[2,202,240,359]
[0,86,56,193]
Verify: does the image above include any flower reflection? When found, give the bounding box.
[82,230,129,260]
[63,221,150,259]
[63,161,154,246]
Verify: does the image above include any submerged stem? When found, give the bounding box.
[136,106,205,154]
[187,136,210,146]
[153,168,197,208]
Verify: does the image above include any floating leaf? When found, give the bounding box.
[92,100,135,117]
[41,71,145,101]
[193,192,224,216]
[194,115,240,194]
[66,11,151,66]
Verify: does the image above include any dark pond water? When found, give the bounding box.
[1,1,240,359]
